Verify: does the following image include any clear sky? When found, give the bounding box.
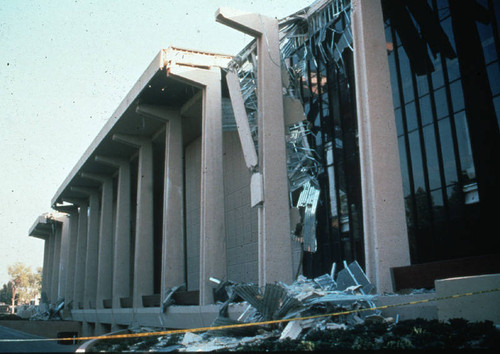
[0,0,312,287]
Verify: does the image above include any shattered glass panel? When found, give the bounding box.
[279,0,357,259]
[226,0,364,268]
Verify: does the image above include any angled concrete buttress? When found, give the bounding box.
[216,8,293,286]
[64,197,89,310]
[351,0,410,292]
[167,65,226,306]
[56,211,70,301]
[95,155,132,311]
[71,186,101,310]
[28,213,65,304]
[112,134,154,308]
[80,172,114,334]
[50,220,62,303]
[41,231,51,300]
[53,205,79,307]
[135,105,185,305]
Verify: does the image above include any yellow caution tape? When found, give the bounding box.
[1,287,499,343]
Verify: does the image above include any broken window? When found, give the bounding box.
[279,0,364,277]
[226,0,364,278]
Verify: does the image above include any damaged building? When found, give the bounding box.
[29,0,500,336]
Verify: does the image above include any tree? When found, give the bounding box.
[7,262,42,313]
[0,282,13,304]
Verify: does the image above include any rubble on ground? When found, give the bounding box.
[120,261,397,352]
[29,298,64,321]
[86,262,500,351]
[171,261,386,351]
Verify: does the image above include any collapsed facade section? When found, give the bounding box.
[30,0,500,336]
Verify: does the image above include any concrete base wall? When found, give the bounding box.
[375,273,500,325]
[16,273,500,339]
[69,302,248,330]
[375,293,438,321]
[436,273,500,324]
[0,320,81,338]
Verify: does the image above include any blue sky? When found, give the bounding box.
[0,0,312,286]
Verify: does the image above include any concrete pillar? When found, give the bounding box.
[136,105,185,300]
[95,155,132,309]
[352,0,410,292]
[113,134,154,308]
[67,198,88,309]
[45,229,55,303]
[41,237,51,302]
[57,214,70,301]
[81,173,114,310]
[216,8,293,286]
[71,186,100,309]
[167,68,226,305]
[54,205,79,307]
[50,223,62,303]
[63,207,79,307]
[162,114,185,295]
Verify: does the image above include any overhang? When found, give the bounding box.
[29,213,63,239]
[51,47,232,207]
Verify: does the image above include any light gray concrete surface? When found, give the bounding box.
[436,273,500,324]
[0,324,79,353]
[352,0,411,294]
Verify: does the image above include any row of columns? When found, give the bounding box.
[40,1,411,311]
[43,12,304,313]
[50,85,226,312]
[36,214,67,306]
[32,5,306,321]
[56,134,157,311]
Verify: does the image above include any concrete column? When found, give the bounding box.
[352,0,410,293]
[63,208,79,307]
[95,155,132,309]
[55,205,79,307]
[167,68,226,305]
[45,229,55,303]
[113,134,154,308]
[71,186,100,309]
[136,105,185,300]
[81,173,114,310]
[50,223,62,303]
[216,8,293,286]
[67,198,88,309]
[161,115,185,294]
[57,214,70,302]
[41,237,51,302]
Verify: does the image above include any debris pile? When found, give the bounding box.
[29,298,64,321]
[87,261,500,351]
[147,261,391,352]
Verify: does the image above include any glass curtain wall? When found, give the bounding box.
[382,0,500,263]
[281,0,364,277]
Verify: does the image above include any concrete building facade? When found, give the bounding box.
[30,0,499,334]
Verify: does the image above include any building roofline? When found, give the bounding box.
[50,47,232,207]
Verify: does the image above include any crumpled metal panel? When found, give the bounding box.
[348,260,375,295]
[231,283,304,321]
[314,273,337,290]
[225,0,355,255]
[296,181,320,252]
[286,123,322,192]
[214,260,380,331]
